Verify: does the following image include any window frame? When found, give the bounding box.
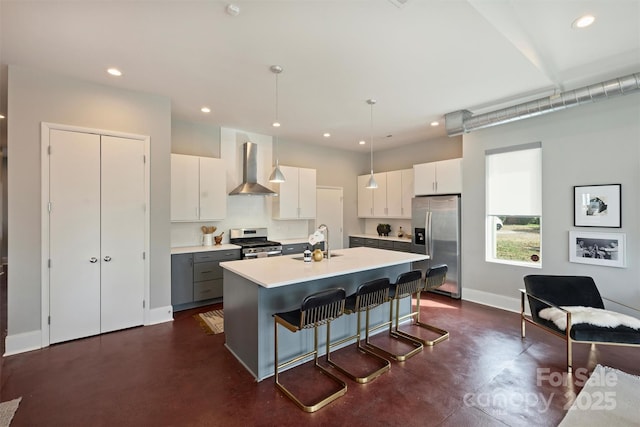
[485,142,542,268]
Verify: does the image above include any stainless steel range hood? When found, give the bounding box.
[229,142,277,196]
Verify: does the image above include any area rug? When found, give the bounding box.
[559,364,640,426]
[0,397,21,427]
[194,309,224,335]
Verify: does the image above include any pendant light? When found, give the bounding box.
[365,98,378,189]
[269,65,286,183]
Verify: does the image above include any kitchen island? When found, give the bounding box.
[220,246,428,381]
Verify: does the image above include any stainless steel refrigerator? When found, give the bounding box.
[411,195,461,299]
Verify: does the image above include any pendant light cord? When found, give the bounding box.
[369,100,375,174]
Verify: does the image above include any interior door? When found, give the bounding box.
[49,129,101,344]
[100,135,145,333]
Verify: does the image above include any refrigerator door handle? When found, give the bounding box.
[426,210,433,257]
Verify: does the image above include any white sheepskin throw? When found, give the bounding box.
[538,306,640,331]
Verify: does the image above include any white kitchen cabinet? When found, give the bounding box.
[357,174,374,217]
[171,154,226,221]
[358,169,413,218]
[413,158,462,195]
[272,165,317,219]
[48,129,145,344]
[371,172,388,217]
[400,169,414,218]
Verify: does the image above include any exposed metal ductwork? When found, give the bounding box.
[445,72,640,136]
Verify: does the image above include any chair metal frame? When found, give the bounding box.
[327,278,391,383]
[404,264,449,346]
[521,287,640,374]
[274,288,348,412]
[364,274,424,361]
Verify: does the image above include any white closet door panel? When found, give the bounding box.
[49,129,101,344]
[170,154,199,221]
[199,157,226,220]
[100,135,145,333]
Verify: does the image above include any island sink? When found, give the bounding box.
[291,253,343,261]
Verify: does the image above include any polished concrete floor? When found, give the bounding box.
[1,294,638,426]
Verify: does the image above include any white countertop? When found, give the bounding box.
[220,246,428,288]
[350,233,413,243]
[171,244,241,255]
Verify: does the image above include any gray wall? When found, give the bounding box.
[7,65,172,336]
[276,134,462,244]
[277,139,368,246]
[171,119,221,157]
[461,94,640,315]
[372,134,462,172]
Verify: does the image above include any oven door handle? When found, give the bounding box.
[244,250,282,259]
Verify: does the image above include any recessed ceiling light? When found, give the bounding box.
[272,121,281,127]
[107,68,122,77]
[201,107,211,113]
[323,133,331,138]
[359,140,366,145]
[430,121,439,127]
[0,114,5,119]
[572,14,595,29]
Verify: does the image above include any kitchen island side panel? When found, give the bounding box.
[225,264,410,381]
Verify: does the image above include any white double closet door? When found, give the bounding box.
[48,129,145,344]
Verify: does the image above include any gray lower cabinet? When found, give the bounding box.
[171,253,193,306]
[393,241,412,252]
[171,249,241,311]
[349,236,413,253]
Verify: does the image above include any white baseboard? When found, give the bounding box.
[147,305,174,325]
[462,288,522,314]
[4,330,42,356]
[4,307,174,357]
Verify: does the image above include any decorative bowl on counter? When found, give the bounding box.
[376,223,391,236]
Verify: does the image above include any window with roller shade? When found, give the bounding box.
[485,142,542,266]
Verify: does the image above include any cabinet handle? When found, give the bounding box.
[89,257,98,263]
[104,256,112,262]
[200,270,212,274]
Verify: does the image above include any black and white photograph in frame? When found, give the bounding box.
[569,231,626,268]
[574,184,621,227]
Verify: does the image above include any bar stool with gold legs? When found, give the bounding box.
[363,278,424,362]
[326,278,391,383]
[392,266,450,346]
[273,288,348,413]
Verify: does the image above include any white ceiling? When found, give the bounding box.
[1,0,639,152]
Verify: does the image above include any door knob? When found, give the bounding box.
[104,256,112,262]
[89,257,98,263]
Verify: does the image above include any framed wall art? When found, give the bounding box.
[574,184,621,227]
[569,231,625,268]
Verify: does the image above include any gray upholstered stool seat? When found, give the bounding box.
[273,288,347,412]
[326,278,391,383]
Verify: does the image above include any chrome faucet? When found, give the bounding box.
[318,224,330,259]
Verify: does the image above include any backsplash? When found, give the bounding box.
[364,219,412,238]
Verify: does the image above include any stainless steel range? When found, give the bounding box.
[229,228,282,259]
